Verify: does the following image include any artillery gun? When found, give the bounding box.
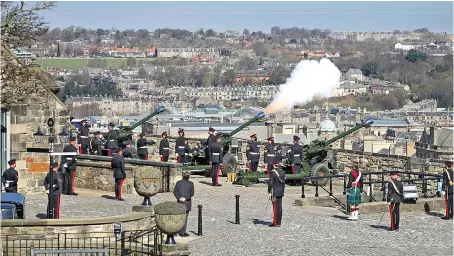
[190,111,266,176]
[236,117,374,186]
[115,106,166,148]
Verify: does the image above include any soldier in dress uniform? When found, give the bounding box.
[122,141,137,159]
[2,159,19,193]
[105,122,118,156]
[44,162,62,219]
[209,135,223,186]
[89,131,104,155]
[159,131,170,162]
[290,135,303,174]
[387,172,404,231]
[173,170,195,237]
[268,161,285,227]
[441,159,453,220]
[62,137,79,196]
[264,137,276,174]
[137,132,155,160]
[77,119,90,154]
[205,127,217,161]
[247,134,260,172]
[183,138,195,164]
[111,148,126,201]
[175,128,186,163]
[346,168,363,220]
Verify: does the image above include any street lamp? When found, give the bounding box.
[33,128,45,143]
[58,129,70,144]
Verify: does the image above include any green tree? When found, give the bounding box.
[236,57,257,70]
[1,1,56,47]
[138,67,148,79]
[361,61,378,77]
[252,42,270,57]
[405,49,427,63]
[223,69,236,86]
[205,29,216,37]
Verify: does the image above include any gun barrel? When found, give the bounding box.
[228,111,265,137]
[324,117,374,145]
[129,106,165,130]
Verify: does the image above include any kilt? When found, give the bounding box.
[347,187,361,205]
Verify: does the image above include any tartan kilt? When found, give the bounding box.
[347,187,361,205]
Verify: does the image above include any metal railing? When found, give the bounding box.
[2,229,162,256]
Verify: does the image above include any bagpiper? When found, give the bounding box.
[346,168,363,220]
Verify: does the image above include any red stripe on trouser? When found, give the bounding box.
[56,195,60,219]
[266,165,268,174]
[79,145,82,154]
[389,204,394,230]
[248,162,251,171]
[272,201,276,226]
[71,170,76,193]
[178,155,181,163]
[119,179,124,199]
[292,165,296,183]
[216,166,220,185]
[108,149,111,156]
[445,195,449,217]
[161,156,164,162]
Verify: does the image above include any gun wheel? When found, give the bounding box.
[309,163,330,186]
[221,154,237,176]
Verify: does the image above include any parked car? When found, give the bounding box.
[1,193,25,219]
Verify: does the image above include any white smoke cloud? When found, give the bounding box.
[265,58,341,114]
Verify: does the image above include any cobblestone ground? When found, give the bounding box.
[23,176,453,256]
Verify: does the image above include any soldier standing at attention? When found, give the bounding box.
[441,159,453,220]
[44,163,62,219]
[290,135,303,174]
[175,128,185,163]
[387,172,404,231]
[159,131,170,162]
[205,127,216,161]
[77,119,90,154]
[137,132,155,160]
[264,137,276,174]
[111,148,126,201]
[105,122,118,156]
[346,168,363,221]
[268,161,285,227]
[173,171,195,237]
[209,135,223,186]
[62,137,79,196]
[89,131,104,155]
[122,141,136,159]
[2,159,19,193]
[247,134,260,173]
[183,138,195,164]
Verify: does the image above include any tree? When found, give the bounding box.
[205,29,216,37]
[414,28,430,34]
[243,29,250,37]
[236,57,258,70]
[196,28,205,36]
[271,26,280,36]
[390,88,408,107]
[126,57,137,67]
[378,94,399,110]
[252,42,269,57]
[361,61,378,77]
[96,28,104,36]
[61,28,74,42]
[405,49,427,62]
[138,67,148,79]
[1,1,56,47]
[223,69,236,86]
[269,65,290,85]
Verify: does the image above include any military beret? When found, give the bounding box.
[209,127,215,132]
[267,137,274,141]
[390,171,399,176]
[81,119,87,123]
[123,141,130,145]
[7,159,16,165]
[273,161,280,165]
[162,131,167,136]
[50,162,59,168]
[108,122,115,127]
[94,131,101,135]
[250,134,257,138]
[115,148,123,153]
[178,128,184,133]
[69,136,77,141]
[293,135,300,141]
[445,160,453,167]
[185,138,190,141]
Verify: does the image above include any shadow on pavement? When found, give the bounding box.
[198,181,214,186]
[251,218,272,226]
[35,213,47,219]
[425,211,442,217]
[370,225,390,230]
[331,215,349,220]
[101,195,116,200]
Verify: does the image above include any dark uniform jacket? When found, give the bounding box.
[173,179,195,211]
[443,168,453,194]
[247,141,260,162]
[2,167,18,192]
[265,144,276,164]
[175,136,185,156]
[62,144,78,170]
[122,147,136,159]
[111,155,126,179]
[208,141,223,164]
[275,146,283,163]
[105,130,118,149]
[159,138,170,156]
[268,167,286,197]
[137,138,155,155]
[90,137,103,155]
[77,126,90,146]
[44,172,62,195]
[290,144,303,164]
[387,178,404,203]
[184,144,194,159]
[206,134,216,148]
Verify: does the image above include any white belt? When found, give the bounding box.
[267,154,275,157]
[212,153,220,155]
[66,158,73,160]
[250,152,258,155]
[80,136,88,138]
[6,180,13,183]
[109,140,115,141]
[185,153,189,155]
[162,148,169,150]
[294,154,300,157]
[140,146,148,149]
[178,146,185,149]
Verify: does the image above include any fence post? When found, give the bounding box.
[301,179,305,198]
[197,205,203,236]
[120,231,125,256]
[381,173,386,201]
[423,179,427,198]
[315,182,319,198]
[329,176,333,196]
[368,173,373,202]
[235,195,240,224]
[343,175,346,195]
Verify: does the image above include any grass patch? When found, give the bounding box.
[36,58,128,68]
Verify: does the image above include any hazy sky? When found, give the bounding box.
[40,1,453,33]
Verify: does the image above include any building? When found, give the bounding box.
[415,127,454,160]
[394,43,418,51]
[157,47,218,58]
[12,49,34,66]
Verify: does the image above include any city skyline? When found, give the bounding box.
[41,1,454,33]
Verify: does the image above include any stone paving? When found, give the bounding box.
[22,176,453,256]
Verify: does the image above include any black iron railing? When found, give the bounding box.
[2,228,163,256]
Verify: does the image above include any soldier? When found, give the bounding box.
[441,159,453,220]
[105,122,118,156]
[247,134,260,173]
[183,138,195,164]
[111,148,126,201]
[2,159,19,193]
[44,162,62,219]
[290,135,303,174]
[209,135,223,186]
[89,131,104,155]
[62,137,79,196]
[159,131,170,162]
[77,119,90,154]
[264,137,276,174]
[173,170,195,237]
[346,168,363,221]
[175,128,186,163]
[387,172,404,231]
[268,161,285,227]
[137,132,155,160]
[122,141,136,159]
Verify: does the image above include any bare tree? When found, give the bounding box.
[1,1,56,47]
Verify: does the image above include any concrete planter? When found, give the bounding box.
[154,202,187,244]
[134,167,162,205]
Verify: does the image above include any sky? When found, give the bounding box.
[39,1,454,33]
